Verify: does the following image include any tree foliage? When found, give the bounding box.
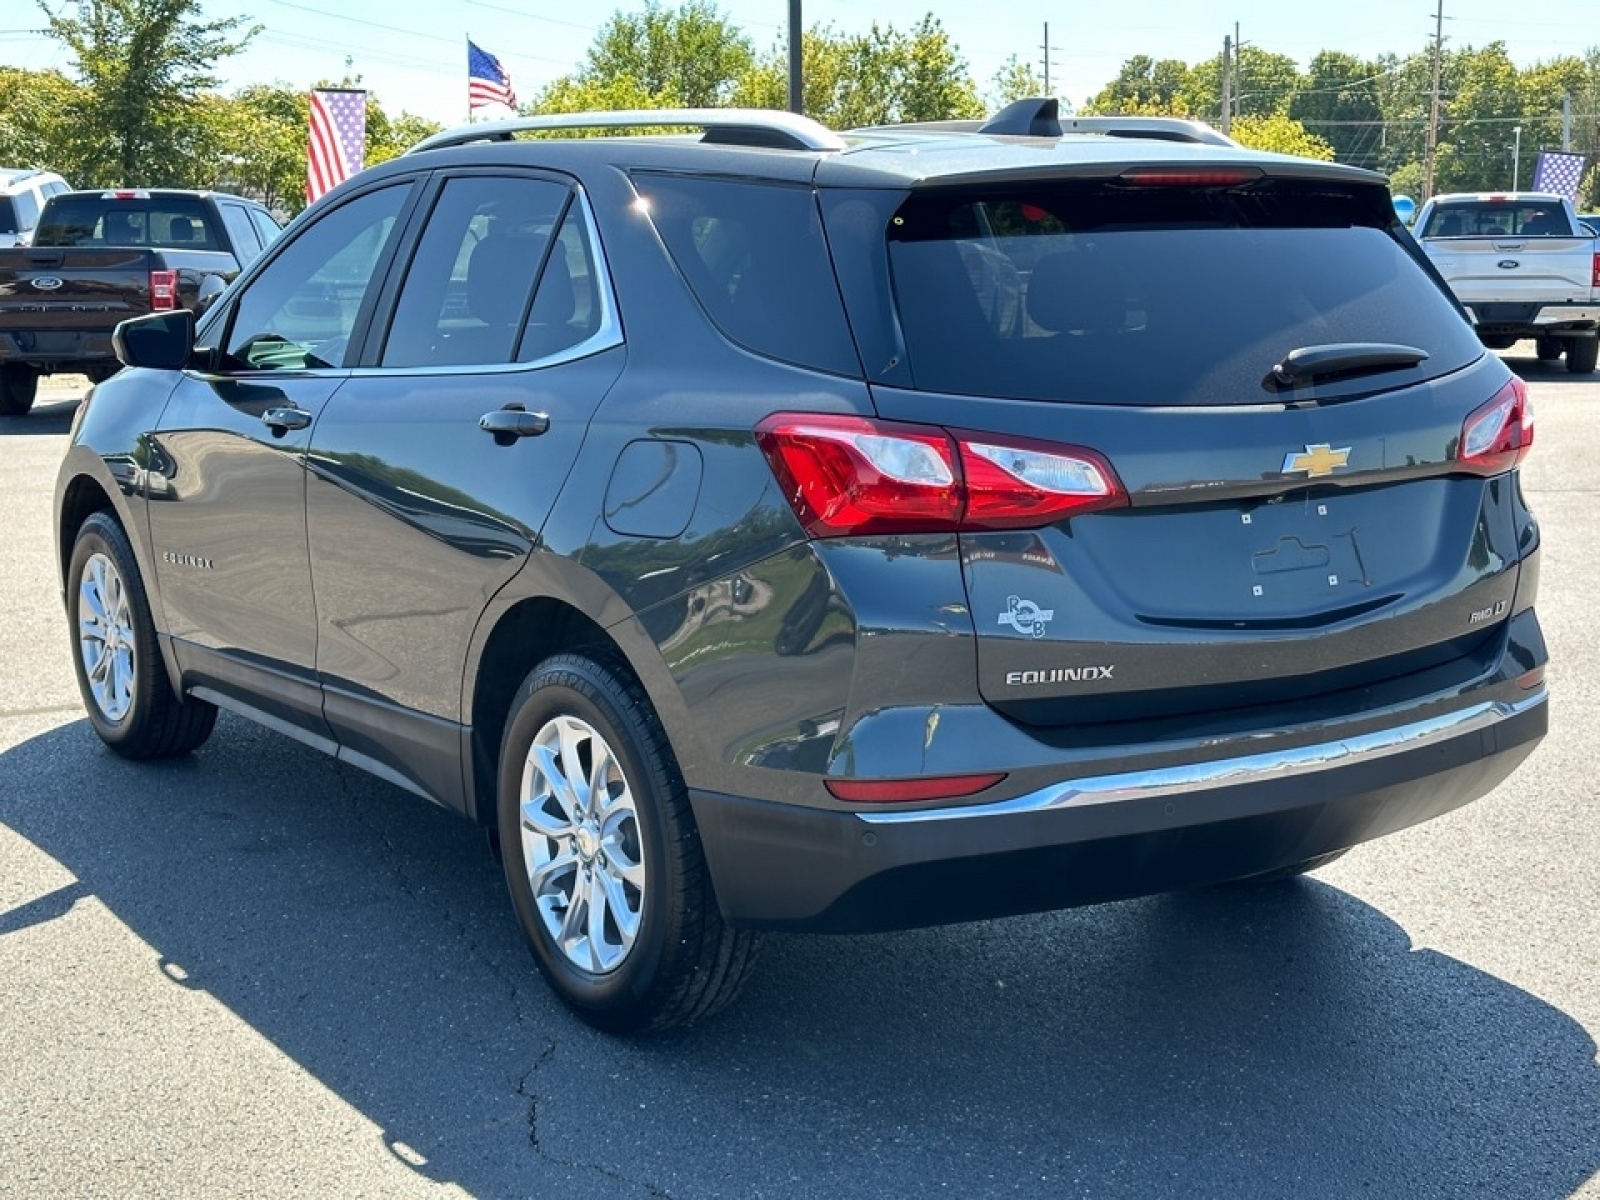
[40,0,259,185]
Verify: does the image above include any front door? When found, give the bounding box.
[147,181,416,742]
[304,172,623,804]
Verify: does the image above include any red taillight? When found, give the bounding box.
[825,772,1006,803]
[755,413,1128,537]
[1458,377,1533,474]
[149,269,178,311]
[1591,252,1599,290]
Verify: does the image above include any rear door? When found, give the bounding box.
[837,173,1526,730]
[304,170,622,803]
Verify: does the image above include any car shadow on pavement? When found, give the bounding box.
[0,395,79,434]
[2,715,1597,1200]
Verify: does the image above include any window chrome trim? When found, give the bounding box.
[357,185,622,378]
[856,691,1547,825]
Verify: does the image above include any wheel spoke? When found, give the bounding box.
[558,717,594,816]
[559,871,588,946]
[520,790,573,840]
[598,870,639,941]
[529,742,581,825]
[587,868,614,961]
[527,849,577,896]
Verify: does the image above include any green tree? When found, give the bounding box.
[40,0,259,186]
[1083,56,1193,114]
[578,0,754,108]
[733,18,982,128]
[0,69,86,176]
[991,54,1044,108]
[1230,113,1336,160]
[1289,52,1386,169]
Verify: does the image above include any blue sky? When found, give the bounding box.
[0,0,1591,127]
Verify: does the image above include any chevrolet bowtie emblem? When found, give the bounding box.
[1282,444,1351,477]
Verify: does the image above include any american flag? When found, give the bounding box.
[1532,151,1588,203]
[307,89,367,204]
[469,39,516,111]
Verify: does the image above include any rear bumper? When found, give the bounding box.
[0,329,115,370]
[1463,303,1600,333]
[692,690,1547,933]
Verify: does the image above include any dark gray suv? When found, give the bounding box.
[54,101,1548,1031]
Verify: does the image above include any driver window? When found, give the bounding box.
[224,184,408,371]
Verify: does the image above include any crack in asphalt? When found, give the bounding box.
[518,1038,674,1199]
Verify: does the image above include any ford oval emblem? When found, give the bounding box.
[30,275,63,290]
[1497,259,1520,269]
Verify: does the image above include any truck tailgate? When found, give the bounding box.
[0,248,152,331]
[1424,236,1596,303]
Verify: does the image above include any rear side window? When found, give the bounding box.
[632,172,860,377]
[1421,201,1572,238]
[380,174,595,368]
[878,180,1483,406]
[12,188,40,230]
[0,197,17,236]
[219,203,263,262]
[34,197,220,249]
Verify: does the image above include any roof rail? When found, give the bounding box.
[409,108,848,155]
[1058,115,1236,148]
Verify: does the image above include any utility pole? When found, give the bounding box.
[1423,0,1445,201]
[1221,35,1232,135]
[1563,92,1572,151]
[787,0,802,114]
[1041,22,1052,96]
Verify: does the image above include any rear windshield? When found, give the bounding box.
[877,180,1482,406]
[1420,200,1574,238]
[33,197,220,249]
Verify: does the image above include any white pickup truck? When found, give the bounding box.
[1413,191,1600,374]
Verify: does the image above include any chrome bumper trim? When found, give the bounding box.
[857,691,1547,826]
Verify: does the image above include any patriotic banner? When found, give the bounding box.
[1532,151,1587,203]
[307,88,367,204]
[469,39,516,112]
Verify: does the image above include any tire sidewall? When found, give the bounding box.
[67,513,157,748]
[497,656,682,1022]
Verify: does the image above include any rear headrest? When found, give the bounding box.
[168,216,193,243]
[1025,251,1129,334]
[530,250,575,326]
[466,230,545,325]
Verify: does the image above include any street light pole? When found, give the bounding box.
[788,0,803,114]
[1512,125,1522,191]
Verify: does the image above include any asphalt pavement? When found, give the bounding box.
[2,363,1597,1199]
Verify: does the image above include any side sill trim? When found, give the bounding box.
[189,685,339,757]
[857,691,1547,826]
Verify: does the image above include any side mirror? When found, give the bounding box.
[194,273,228,317]
[112,309,196,371]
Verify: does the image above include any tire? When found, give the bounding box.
[1566,336,1598,375]
[66,512,217,759]
[1223,849,1350,887]
[497,652,761,1032]
[1535,337,1563,362]
[0,365,38,417]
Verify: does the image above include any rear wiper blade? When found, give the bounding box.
[1268,343,1429,388]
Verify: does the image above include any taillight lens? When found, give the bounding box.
[1591,252,1600,290]
[756,412,1127,537]
[149,269,178,311]
[1458,377,1533,475]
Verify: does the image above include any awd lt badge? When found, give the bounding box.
[1282,443,1351,478]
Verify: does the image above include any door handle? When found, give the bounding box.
[479,407,550,444]
[262,405,312,434]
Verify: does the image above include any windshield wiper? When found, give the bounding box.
[1268,343,1429,389]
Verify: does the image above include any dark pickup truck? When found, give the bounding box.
[0,188,282,415]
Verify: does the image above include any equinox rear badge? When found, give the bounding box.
[1282,444,1351,478]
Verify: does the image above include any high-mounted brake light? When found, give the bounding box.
[756,413,1127,537]
[148,269,178,311]
[101,189,150,200]
[1457,377,1533,475]
[1117,167,1262,188]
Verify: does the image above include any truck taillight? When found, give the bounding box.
[1458,377,1533,475]
[755,413,1127,537]
[149,269,178,311]
[1592,251,1600,289]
